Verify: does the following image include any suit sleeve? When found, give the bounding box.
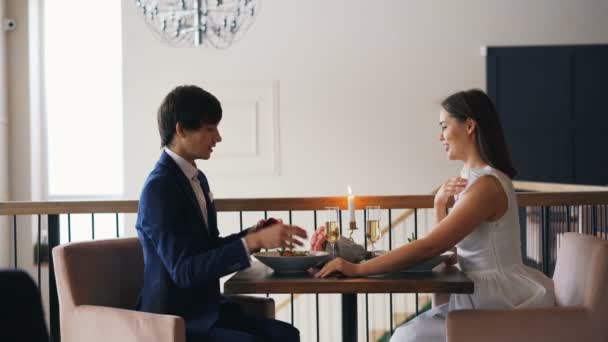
[137,177,251,289]
[215,229,250,245]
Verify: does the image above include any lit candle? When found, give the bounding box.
[347,186,355,223]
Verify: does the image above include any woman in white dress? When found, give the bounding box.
[315,89,555,341]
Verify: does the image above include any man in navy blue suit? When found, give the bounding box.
[136,85,306,341]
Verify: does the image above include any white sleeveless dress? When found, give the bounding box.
[390,166,555,342]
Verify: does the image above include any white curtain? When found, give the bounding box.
[0,0,11,268]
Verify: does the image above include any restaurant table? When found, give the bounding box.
[224,261,473,342]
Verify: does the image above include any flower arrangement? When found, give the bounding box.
[310,226,327,251]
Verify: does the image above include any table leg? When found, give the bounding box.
[342,293,357,342]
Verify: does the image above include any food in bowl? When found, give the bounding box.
[279,249,308,257]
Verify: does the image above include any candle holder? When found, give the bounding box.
[347,221,358,241]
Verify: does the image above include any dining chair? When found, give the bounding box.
[0,269,50,342]
[53,237,275,342]
[446,232,608,342]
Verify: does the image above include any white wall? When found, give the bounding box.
[5,0,42,268]
[123,0,608,203]
[5,0,42,270]
[0,0,10,267]
[4,0,50,325]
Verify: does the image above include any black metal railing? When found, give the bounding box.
[2,193,608,342]
[521,204,608,276]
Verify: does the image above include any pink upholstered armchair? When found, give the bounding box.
[53,237,275,342]
[447,233,608,342]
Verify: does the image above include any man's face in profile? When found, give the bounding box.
[183,123,222,161]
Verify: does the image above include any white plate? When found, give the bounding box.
[254,251,330,274]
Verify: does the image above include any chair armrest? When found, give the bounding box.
[226,294,275,319]
[63,305,185,342]
[447,307,598,342]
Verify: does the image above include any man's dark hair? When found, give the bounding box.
[441,89,517,179]
[157,85,222,147]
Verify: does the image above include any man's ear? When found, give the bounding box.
[175,122,186,139]
[466,118,477,135]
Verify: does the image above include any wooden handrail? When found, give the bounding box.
[514,180,608,192]
[0,196,436,215]
[4,190,608,315]
[0,200,139,215]
[2,192,608,215]
[515,191,608,207]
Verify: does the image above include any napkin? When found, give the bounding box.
[326,236,367,263]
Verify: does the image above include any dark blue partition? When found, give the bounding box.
[487,45,608,186]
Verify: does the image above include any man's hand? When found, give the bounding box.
[250,217,281,233]
[245,222,307,252]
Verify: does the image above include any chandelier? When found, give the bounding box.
[135,0,259,48]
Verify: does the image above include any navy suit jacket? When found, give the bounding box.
[136,151,251,336]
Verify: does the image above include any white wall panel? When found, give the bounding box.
[196,81,280,176]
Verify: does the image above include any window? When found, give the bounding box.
[43,1,124,242]
[43,1,123,198]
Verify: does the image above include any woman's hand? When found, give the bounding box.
[314,257,361,278]
[444,249,458,267]
[434,177,467,208]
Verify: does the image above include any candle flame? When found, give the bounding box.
[348,186,352,195]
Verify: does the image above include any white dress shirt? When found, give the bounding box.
[163,147,251,258]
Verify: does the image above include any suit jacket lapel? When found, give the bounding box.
[158,152,209,235]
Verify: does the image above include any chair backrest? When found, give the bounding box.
[552,232,608,318]
[53,237,144,310]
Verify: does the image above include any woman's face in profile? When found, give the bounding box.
[439,109,469,161]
